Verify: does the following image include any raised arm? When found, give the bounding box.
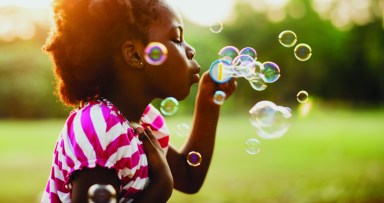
[166,71,237,193]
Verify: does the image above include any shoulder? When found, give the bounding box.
[141,104,170,151]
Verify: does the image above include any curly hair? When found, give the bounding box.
[44,0,160,106]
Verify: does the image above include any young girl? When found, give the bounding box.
[42,0,236,202]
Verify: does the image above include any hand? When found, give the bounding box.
[197,71,237,103]
[137,126,173,191]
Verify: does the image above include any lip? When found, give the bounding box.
[191,66,201,83]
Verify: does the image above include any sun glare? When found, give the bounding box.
[169,0,236,26]
[0,0,52,9]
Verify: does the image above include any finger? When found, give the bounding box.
[219,78,237,91]
[138,127,162,152]
[144,127,163,150]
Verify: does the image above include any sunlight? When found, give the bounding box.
[0,0,51,41]
[0,0,52,9]
[169,0,236,26]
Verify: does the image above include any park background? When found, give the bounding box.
[0,0,383,202]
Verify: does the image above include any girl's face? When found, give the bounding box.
[142,1,201,100]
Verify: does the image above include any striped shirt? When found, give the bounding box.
[41,98,170,203]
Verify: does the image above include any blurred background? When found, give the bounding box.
[0,0,383,202]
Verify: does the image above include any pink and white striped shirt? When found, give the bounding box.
[41,98,170,203]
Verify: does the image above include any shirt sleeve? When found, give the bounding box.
[61,102,146,184]
[141,104,170,153]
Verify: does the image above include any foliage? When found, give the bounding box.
[0,1,384,118]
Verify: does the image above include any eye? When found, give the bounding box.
[172,39,183,45]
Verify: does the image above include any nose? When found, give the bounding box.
[186,43,196,60]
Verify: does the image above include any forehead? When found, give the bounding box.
[148,1,183,35]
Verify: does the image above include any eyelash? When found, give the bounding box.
[173,39,182,45]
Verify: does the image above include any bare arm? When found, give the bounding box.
[167,71,237,193]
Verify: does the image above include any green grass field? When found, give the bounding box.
[0,106,384,203]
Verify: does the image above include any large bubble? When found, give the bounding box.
[249,101,292,139]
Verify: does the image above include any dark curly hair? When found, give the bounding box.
[44,0,160,106]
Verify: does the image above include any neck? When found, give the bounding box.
[108,93,152,123]
[104,72,154,123]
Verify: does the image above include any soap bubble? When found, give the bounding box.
[232,55,256,78]
[239,47,257,60]
[249,78,268,91]
[144,42,168,66]
[210,21,223,33]
[260,61,280,83]
[218,46,239,63]
[160,97,179,116]
[294,43,312,61]
[213,90,226,105]
[88,184,116,203]
[249,101,292,139]
[187,151,202,166]
[297,90,309,103]
[245,138,261,155]
[278,30,297,47]
[176,123,190,137]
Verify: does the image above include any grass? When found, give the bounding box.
[0,107,384,203]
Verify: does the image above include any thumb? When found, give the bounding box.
[137,127,161,153]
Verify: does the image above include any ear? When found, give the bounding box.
[121,40,144,69]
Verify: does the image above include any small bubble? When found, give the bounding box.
[294,43,312,61]
[187,151,202,166]
[176,123,190,137]
[297,90,309,103]
[210,21,223,33]
[278,30,297,47]
[245,138,261,155]
[144,42,168,65]
[88,184,116,203]
[160,97,179,116]
[213,90,226,105]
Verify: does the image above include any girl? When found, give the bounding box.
[42,0,237,202]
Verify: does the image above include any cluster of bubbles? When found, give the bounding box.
[156,28,313,158]
[88,184,116,203]
[210,46,281,94]
[278,30,312,61]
